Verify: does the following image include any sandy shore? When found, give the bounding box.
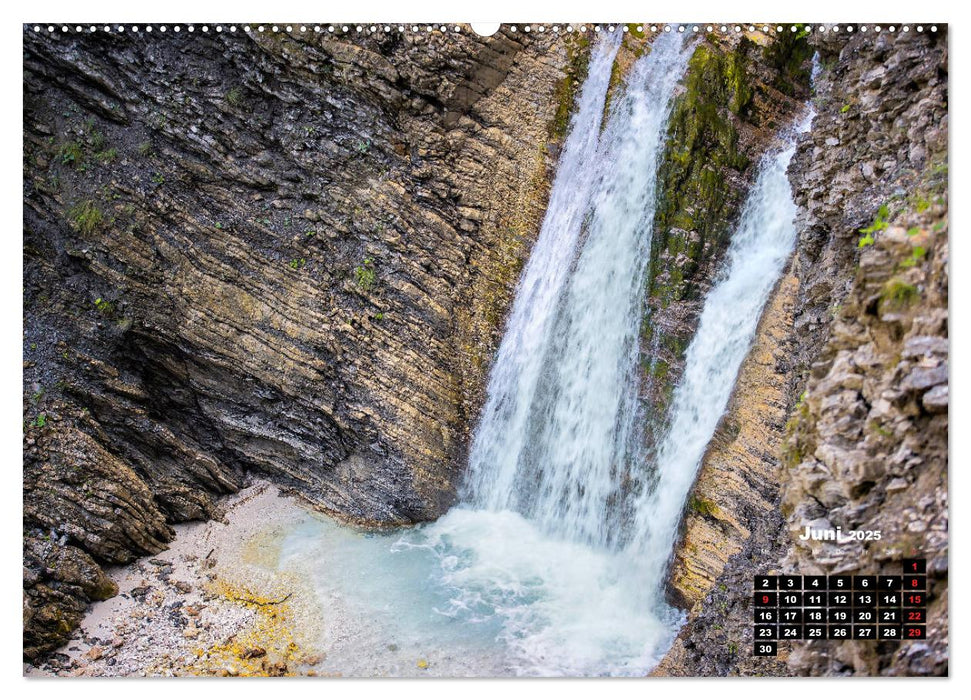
[24,480,331,677]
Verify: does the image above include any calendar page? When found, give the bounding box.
[22,16,948,680]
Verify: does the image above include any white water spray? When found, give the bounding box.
[630,111,815,593]
[276,37,814,677]
[465,33,691,549]
[460,33,621,513]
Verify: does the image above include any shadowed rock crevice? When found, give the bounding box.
[23,26,570,660]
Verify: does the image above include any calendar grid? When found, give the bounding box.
[753,559,927,656]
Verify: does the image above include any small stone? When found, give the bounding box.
[265,661,287,676]
[887,478,908,493]
[902,364,947,392]
[84,646,103,661]
[903,335,948,359]
[921,384,948,413]
[174,580,193,593]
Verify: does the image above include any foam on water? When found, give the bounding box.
[273,36,812,677]
[280,507,678,676]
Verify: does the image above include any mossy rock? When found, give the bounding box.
[762,25,813,97]
[549,34,592,142]
[649,43,754,311]
[879,277,920,312]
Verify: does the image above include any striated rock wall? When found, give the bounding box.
[665,267,799,609]
[658,26,947,676]
[23,26,571,658]
[779,24,948,675]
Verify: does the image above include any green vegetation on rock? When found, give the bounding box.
[761,25,812,97]
[58,141,83,168]
[96,147,118,164]
[67,200,104,235]
[354,257,376,291]
[649,43,754,312]
[689,496,718,517]
[94,297,115,315]
[225,86,244,107]
[858,204,889,247]
[879,278,919,311]
[549,34,592,142]
[900,245,926,269]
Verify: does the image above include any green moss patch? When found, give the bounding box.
[549,35,592,142]
[879,278,920,311]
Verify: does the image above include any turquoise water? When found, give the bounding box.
[279,507,678,677]
[273,32,810,678]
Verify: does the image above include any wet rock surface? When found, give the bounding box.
[665,267,799,610]
[660,26,947,676]
[639,30,809,451]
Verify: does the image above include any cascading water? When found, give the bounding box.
[461,34,623,518]
[273,34,813,677]
[464,31,691,547]
[629,110,815,597]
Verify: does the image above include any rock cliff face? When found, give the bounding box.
[23,26,570,659]
[658,26,947,676]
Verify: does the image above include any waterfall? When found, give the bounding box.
[461,32,622,514]
[630,111,815,592]
[278,35,814,678]
[464,32,691,549]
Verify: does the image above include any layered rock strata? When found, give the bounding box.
[23,26,571,659]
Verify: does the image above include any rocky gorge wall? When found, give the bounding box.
[657,25,948,676]
[23,24,948,677]
[23,26,812,661]
[23,26,571,659]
